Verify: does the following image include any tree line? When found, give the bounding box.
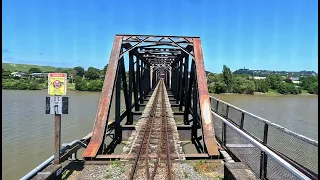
[207,65,318,95]
[2,65,108,91]
[2,64,318,95]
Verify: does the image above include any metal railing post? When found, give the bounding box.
[260,123,269,179]
[226,105,229,119]
[240,112,245,129]
[216,100,219,113]
[222,123,227,147]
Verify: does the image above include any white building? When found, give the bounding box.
[253,76,266,80]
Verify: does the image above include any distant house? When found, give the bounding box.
[290,77,300,84]
[253,76,266,80]
[30,73,49,78]
[10,72,25,77]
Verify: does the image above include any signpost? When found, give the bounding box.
[45,73,69,165]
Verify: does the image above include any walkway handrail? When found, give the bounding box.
[212,111,311,180]
[20,133,91,180]
[210,96,318,146]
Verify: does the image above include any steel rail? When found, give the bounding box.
[128,82,161,180]
[163,81,173,180]
[150,81,164,180]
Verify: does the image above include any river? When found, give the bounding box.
[2,90,318,179]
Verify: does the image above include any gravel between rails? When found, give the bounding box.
[69,163,131,180]
[68,162,217,180]
[173,162,215,180]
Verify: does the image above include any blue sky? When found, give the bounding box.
[2,0,318,73]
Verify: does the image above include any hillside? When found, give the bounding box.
[2,63,72,72]
[233,68,317,77]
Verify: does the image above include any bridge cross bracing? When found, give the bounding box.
[82,34,219,159]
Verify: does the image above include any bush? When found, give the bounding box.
[212,81,227,94]
[308,83,318,94]
[28,81,41,90]
[75,78,88,91]
[2,80,16,89]
[300,76,318,90]
[266,74,282,89]
[13,76,21,80]
[232,77,255,94]
[277,82,301,94]
[255,80,269,93]
[16,81,29,90]
[87,80,103,91]
[36,78,46,84]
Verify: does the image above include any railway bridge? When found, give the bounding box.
[23,35,318,180]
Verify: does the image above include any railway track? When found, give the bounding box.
[128,80,174,180]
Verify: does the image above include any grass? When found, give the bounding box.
[188,160,224,179]
[193,160,204,172]
[184,171,189,178]
[113,159,120,168]
[264,89,280,96]
[67,83,75,91]
[105,168,111,179]
[105,172,111,179]
[216,175,224,180]
[120,167,125,173]
[2,63,73,73]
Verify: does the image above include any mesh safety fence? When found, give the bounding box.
[210,97,318,178]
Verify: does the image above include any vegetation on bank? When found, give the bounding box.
[2,63,318,95]
[2,63,73,73]
[207,65,318,95]
[2,64,109,91]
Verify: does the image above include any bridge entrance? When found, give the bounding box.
[23,34,317,180]
[82,34,220,160]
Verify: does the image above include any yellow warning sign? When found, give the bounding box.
[48,73,67,96]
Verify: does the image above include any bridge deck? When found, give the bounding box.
[64,81,225,180]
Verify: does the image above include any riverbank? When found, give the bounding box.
[3,83,318,96]
[211,91,317,96]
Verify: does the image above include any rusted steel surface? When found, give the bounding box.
[95,153,208,160]
[193,38,220,156]
[54,114,61,165]
[117,34,200,39]
[83,36,123,158]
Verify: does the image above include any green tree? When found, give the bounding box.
[102,64,108,75]
[87,79,104,91]
[266,74,282,89]
[211,81,227,94]
[74,66,85,77]
[16,80,29,90]
[222,65,233,92]
[28,67,42,73]
[254,79,269,93]
[232,77,255,94]
[284,78,293,84]
[28,81,41,90]
[206,73,215,85]
[2,79,15,89]
[300,76,318,90]
[75,77,88,91]
[85,67,101,80]
[277,82,301,94]
[307,82,318,94]
[36,78,46,84]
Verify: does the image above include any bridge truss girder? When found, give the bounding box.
[83,34,219,159]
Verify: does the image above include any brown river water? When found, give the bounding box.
[2,90,318,179]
